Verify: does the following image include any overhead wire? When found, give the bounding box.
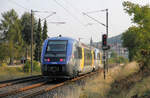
[53,0,83,24]
[7,0,30,11]
[7,0,57,25]
[40,12,56,22]
[53,0,92,35]
[62,0,102,40]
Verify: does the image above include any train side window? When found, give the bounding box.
[93,51,95,59]
[74,46,82,59]
[97,53,100,60]
[74,51,78,58]
[77,47,82,59]
[84,49,92,65]
[73,44,78,58]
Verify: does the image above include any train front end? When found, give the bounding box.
[41,37,74,79]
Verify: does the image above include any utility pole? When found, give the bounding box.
[30,10,56,75]
[83,9,109,79]
[31,10,33,75]
[106,9,109,72]
[103,50,106,79]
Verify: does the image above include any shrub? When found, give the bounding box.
[108,56,128,64]
[23,60,30,72]
[116,56,129,64]
[23,60,41,72]
[1,63,7,67]
[33,61,41,72]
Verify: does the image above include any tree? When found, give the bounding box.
[34,18,42,62]
[21,12,37,60]
[21,12,38,45]
[0,9,23,64]
[110,51,117,58]
[42,19,48,42]
[122,26,143,61]
[122,1,150,69]
[0,43,8,64]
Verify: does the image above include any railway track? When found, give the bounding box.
[0,70,102,98]
[0,75,43,88]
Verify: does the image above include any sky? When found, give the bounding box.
[0,0,150,44]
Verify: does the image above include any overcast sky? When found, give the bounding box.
[0,0,149,43]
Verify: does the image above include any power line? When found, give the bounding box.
[41,12,56,22]
[83,12,106,27]
[62,0,100,38]
[7,0,30,11]
[53,0,82,24]
[7,0,56,22]
[85,9,107,14]
[33,12,56,26]
[53,0,94,37]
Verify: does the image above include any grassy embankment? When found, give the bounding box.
[79,62,141,98]
[0,63,41,81]
[107,65,150,98]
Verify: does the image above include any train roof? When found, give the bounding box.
[47,36,76,41]
[46,36,101,51]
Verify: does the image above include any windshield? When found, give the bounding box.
[45,40,67,58]
[46,40,67,52]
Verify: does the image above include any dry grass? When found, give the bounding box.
[79,62,140,98]
[107,62,150,98]
[0,66,41,81]
[125,76,150,98]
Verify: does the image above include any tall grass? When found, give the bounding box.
[0,62,41,81]
[126,76,150,98]
[23,60,41,72]
[79,62,139,98]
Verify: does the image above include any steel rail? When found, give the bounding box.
[0,75,42,84]
[0,75,43,88]
[0,81,47,97]
[20,70,102,98]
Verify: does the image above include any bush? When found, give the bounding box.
[116,56,129,64]
[1,63,7,67]
[108,56,128,64]
[23,60,41,72]
[33,61,41,72]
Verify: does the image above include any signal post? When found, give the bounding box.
[102,34,110,79]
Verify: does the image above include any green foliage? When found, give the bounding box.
[109,52,128,64]
[21,12,37,45]
[42,19,48,41]
[110,51,117,58]
[34,18,42,62]
[23,60,41,72]
[122,26,142,61]
[0,9,24,64]
[122,1,150,70]
[109,56,128,64]
[21,12,38,60]
[1,63,7,67]
[21,12,31,45]
[0,43,8,63]
[23,60,30,72]
[118,56,129,63]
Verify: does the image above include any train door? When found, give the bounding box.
[72,43,82,75]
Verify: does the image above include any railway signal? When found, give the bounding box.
[102,34,107,46]
[102,34,110,79]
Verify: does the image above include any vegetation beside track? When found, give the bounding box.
[107,65,150,98]
[108,51,129,66]
[79,62,140,98]
[0,61,41,81]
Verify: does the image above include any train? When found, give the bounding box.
[41,36,103,79]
